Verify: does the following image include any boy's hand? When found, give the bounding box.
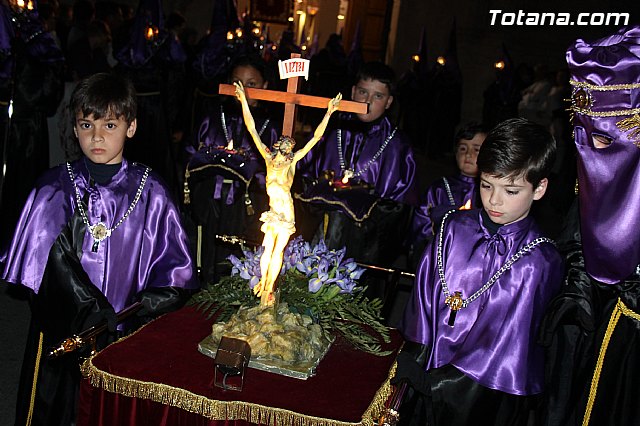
[328,93,342,115]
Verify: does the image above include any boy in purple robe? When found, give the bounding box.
[295,62,417,288]
[1,72,197,426]
[411,122,487,250]
[397,118,563,425]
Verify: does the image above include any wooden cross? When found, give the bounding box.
[218,53,368,137]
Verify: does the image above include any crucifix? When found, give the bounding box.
[218,53,368,137]
[218,53,367,307]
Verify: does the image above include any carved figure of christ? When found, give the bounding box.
[219,63,366,306]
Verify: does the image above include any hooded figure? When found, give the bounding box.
[539,25,640,426]
[115,0,187,196]
[0,1,65,245]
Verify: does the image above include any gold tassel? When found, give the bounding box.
[245,191,254,216]
[183,169,191,205]
[616,113,640,146]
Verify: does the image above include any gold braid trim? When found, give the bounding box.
[184,163,253,206]
[582,298,640,426]
[26,332,44,426]
[570,106,640,118]
[81,356,396,426]
[570,80,640,91]
[187,163,251,186]
[293,193,379,223]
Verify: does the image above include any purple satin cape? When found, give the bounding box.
[297,115,418,216]
[401,210,563,395]
[2,159,197,312]
[187,107,278,203]
[412,174,477,241]
[567,25,640,284]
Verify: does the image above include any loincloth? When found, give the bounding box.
[260,210,296,235]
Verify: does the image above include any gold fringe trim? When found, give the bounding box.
[81,352,396,426]
[582,298,640,426]
[570,80,640,91]
[26,332,44,426]
[293,193,379,223]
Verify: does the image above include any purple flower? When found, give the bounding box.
[230,238,365,295]
[308,277,324,293]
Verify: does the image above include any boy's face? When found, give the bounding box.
[351,78,393,122]
[479,173,547,225]
[74,112,136,165]
[456,133,486,177]
[231,65,267,107]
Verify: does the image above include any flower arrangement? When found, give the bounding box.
[190,236,392,356]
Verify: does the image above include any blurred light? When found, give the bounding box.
[494,60,505,70]
[236,29,243,37]
[412,54,420,62]
[288,16,294,22]
[227,31,234,40]
[252,28,260,35]
[145,26,158,41]
[307,6,319,16]
[296,10,303,14]
[337,14,345,20]
[271,45,277,51]
[437,56,446,66]
[301,45,307,51]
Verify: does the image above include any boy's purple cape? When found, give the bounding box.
[2,159,197,311]
[401,210,563,395]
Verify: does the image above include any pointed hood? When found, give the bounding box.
[414,26,430,79]
[192,0,240,79]
[3,0,63,65]
[443,18,458,68]
[0,3,14,80]
[1,3,14,59]
[210,0,239,33]
[347,20,363,76]
[116,0,185,68]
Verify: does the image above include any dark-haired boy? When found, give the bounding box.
[398,118,563,425]
[295,62,417,284]
[2,72,197,425]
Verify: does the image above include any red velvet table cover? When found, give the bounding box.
[78,306,403,426]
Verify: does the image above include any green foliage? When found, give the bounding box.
[188,270,392,356]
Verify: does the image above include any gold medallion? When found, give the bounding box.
[90,223,110,242]
[445,292,464,311]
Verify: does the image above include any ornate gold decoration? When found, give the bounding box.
[569,80,640,117]
[616,113,640,147]
[573,88,591,109]
[445,292,464,311]
[570,80,640,91]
